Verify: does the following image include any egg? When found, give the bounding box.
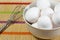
[36,0,51,9]
[37,16,53,30]
[54,4,60,13]
[50,0,59,9]
[41,8,54,17]
[25,7,40,23]
[52,13,60,26]
[31,23,38,28]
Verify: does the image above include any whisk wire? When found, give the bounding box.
[0,5,25,32]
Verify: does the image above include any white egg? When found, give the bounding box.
[50,0,60,9]
[54,4,60,13]
[52,13,60,26]
[25,7,40,23]
[41,8,54,17]
[36,0,51,9]
[37,16,53,30]
[31,23,38,28]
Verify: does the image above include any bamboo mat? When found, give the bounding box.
[0,0,60,40]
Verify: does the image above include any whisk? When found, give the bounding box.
[0,5,25,32]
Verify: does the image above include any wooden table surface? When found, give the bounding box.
[0,0,60,40]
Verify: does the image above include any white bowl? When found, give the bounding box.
[23,1,60,39]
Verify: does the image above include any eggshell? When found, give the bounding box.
[52,13,60,26]
[37,16,53,30]
[54,4,60,13]
[25,7,40,23]
[31,23,38,28]
[41,8,54,17]
[36,0,51,9]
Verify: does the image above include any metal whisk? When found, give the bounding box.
[0,5,25,32]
